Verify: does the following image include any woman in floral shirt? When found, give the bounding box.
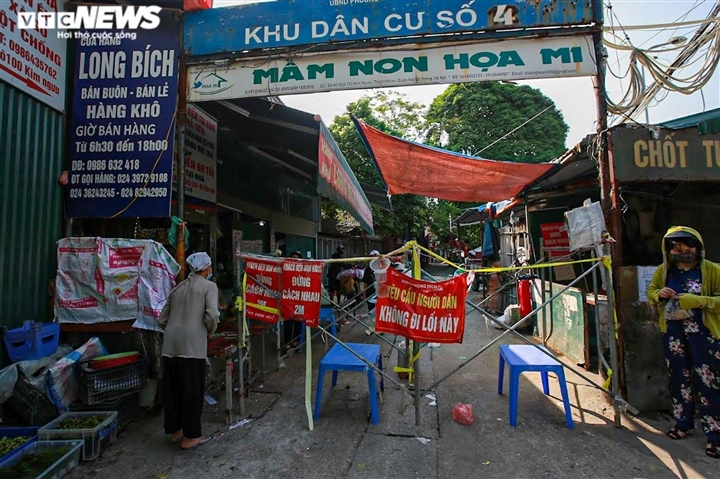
[647,226,720,459]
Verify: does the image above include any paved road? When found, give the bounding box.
[67,266,719,479]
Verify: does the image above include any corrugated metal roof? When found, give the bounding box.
[0,82,64,335]
[660,107,720,134]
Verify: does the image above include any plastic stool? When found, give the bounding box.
[299,307,337,345]
[2,320,60,363]
[314,342,384,424]
[498,344,574,429]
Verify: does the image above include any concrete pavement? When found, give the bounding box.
[66,270,720,479]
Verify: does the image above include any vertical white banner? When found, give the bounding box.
[173,104,218,203]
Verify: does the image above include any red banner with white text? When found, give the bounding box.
[280,259,324,327]
[375,268,467,343]
[242,255,281,323]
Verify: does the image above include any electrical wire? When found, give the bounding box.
[608,4,627,91]
[604,5,720,123]
[603,0,720,123]
[667,0,703,41]
[470,104,554,156]
[603,16,719,32]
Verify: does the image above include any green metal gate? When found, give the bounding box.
[0,82,65,348]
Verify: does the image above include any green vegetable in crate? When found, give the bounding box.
[0,436,31,456]
[0,447,71,479]
[57,415,105,430]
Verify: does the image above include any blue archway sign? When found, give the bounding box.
[185,0,598,57]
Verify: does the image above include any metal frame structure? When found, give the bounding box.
[234,240,636,431]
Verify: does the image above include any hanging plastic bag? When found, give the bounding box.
[452,402,475,425]
[664,299,694,321]
[44,337,107,411]
[168,216,189,249]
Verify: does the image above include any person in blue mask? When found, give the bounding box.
[647,227,720,459]
[159,252,219,450]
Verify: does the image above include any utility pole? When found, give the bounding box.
[593,0,625,428]
[174,13,188,280]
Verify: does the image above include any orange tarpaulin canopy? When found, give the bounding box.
[353,118,557,203]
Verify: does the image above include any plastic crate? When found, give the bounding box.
[38,412,117,462]
[69,393,139,431]
[0,426,40,464]
[0,440,82,479]
[2,320,60,363]
[5,372,59,427]
[78,355,147,405]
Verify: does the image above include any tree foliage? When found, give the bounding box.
[425,82,568,163]
[327,84,568,246]
[328,92,430,239]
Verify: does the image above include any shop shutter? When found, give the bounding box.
[272,212,318,238]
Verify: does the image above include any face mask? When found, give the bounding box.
[671,252,697,264]
[207,273,213,281]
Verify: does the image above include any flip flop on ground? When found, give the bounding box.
[181,435,213,450]
[666,427,691,440]
[706,441,719,459]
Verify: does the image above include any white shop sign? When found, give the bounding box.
[173,104,218,203]
[188,35,596,102]
[0,0,68,111]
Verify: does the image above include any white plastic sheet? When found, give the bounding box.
[134,243,181,332]
[55,238,179,331]
[565,201,607,251]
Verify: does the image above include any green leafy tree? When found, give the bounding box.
[425,82,568,163]
[328,92,431,239]
[327,84,567,248]
[423,83,567,250]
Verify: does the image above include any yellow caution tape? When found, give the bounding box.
[236,299,279,315]
[411,350,420,364]
[602,369,612,390]
[599,256,621,339]
[414,242,602,274]
[602,255,613,270]
[235,296,244,312]
[412,245,421,280]
[392,349,421,380]
[323,242,413,264]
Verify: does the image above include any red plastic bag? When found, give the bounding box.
[184,0,213,11]
[452,402,475,425]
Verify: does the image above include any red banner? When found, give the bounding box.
[540,222,571,258]
[280,259,325,327]
[375,268,467,344]
[242,255,281,323]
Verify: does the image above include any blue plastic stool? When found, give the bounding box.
[299,307,337,345]
[314,342,384,424]
[498,344,574,429]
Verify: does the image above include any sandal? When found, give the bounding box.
[182,435,214,450]
[706,441,720,459]
[666,427,690,440]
